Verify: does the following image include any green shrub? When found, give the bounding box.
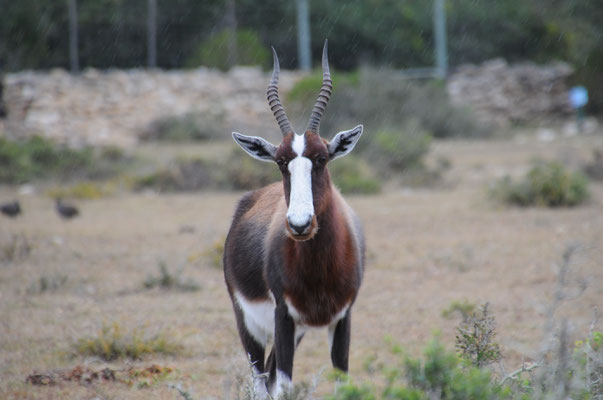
[216,148,280,190]
[186,29,270,70]
[46,181,116,200]
[136,157,214,192]
[442,300,477,323]
[27,273,68,295]
[0,233,33,264]
[76,322,182,361]
[330,155,381,194]
[0,136,130,184]
[136,149,280,192]
[455,304,502,368]
[287,70,359,105]
[573,331,603,398]
[328,337,507,400]
[290,68,489,141]
[493,161,589,207]
[367,123,431,173]
[141,111,227,142]
[143,261,200,292]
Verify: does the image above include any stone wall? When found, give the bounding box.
[447,59,574,127]
[0,67,303,147]
[0,60,576,147]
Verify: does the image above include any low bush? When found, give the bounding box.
[365,123,432,174]
[328,337,507,400]
[46,181,115,200]
[325,330,602,400]
[492,161,589,207]
[330,155,381,194]
[27,273,68,295]
[0,233,33,263]
[76,322,182,361]
[455,304,502,368]
[218,149,281,190]
[0,136,131,184]
[137,149,280,192]
[442,299,477,323]
[143,261,200,292]
[136,157,214,192]
[288,68,489,141]
[287,70,359,106]
[140,111,227,142]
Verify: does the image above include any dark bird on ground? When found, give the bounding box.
[56,198,79,220]
[1,201,21,218]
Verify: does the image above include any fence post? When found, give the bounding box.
[68,0,80,74]
[296,0,311,71]
[433,0,448,79]
[147,0,157,68]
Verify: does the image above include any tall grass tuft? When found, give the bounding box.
[492,160,589,207]
[75,322,182,361]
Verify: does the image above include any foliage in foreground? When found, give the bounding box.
[76,322,182,361]
[328,328,603,400]
[456,304,502,369]
[492,161,589,207]
[330,337,507,400]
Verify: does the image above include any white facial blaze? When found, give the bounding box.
[286,134,314,230]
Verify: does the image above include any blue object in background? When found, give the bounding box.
[569,86,588,109]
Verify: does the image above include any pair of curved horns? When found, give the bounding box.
[267,40,332,136]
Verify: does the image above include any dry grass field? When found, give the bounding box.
[1,132,602,399]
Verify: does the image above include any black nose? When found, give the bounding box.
[289,220,311,235]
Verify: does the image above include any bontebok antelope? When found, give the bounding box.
[224,40,365,398]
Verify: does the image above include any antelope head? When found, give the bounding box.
[233,40,363,241]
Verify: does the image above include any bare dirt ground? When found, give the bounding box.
[1,133,602,399]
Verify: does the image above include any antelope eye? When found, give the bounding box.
[277,159,288,167]
[315,155,327,165]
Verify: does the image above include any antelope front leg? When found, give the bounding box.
[329,310,351,373]
[271,302,296,398]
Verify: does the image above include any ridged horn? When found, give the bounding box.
[306,40,332,135]
[267,47,293,136]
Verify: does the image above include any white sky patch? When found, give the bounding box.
[287,134,314,228]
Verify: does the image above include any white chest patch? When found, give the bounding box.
[287,134,314,227]
[234,291,275,347]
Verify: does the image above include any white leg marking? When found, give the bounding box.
[234,291,275,346]
[328,304,350,355]
[271,370,292,399]
[251,366,270,399]
[328,323,336,355]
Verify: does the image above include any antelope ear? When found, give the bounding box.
[328,125,363,161]
[232,132,277,162]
